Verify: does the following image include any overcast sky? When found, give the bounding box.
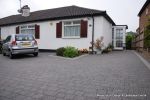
[0,0,146,32]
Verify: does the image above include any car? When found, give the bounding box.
[2,34,38,59]
[0,40,3,54]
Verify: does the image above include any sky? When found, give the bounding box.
[0,0,147,32]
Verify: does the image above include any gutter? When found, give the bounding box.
[0,14,104,27]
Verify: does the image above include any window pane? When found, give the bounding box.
[21,26,27,29]
[64,21,71,25]
[73,21,80,24]
[116,29,123,39]
[116,40,123,47]
[16,35,34,41]
[21,30,26,34]
[64,26,80,37]
[28,25,35,28]
[64,26,70,36]
[21,29,35,36]
[5,36,11,42]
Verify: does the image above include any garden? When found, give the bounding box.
[56,36,113,58]
[56,46,88,58]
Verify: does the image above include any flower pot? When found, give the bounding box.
[97,50,102,54]
[95,48,102,54]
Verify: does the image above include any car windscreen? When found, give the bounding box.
[15,35,34,41]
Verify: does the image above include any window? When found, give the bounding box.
[116,29,123,39]
[20,25,35,36]
[5,35,11,43]
[116,29,123,47]
[63,21,81,38]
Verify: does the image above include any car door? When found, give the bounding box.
[3,35,11,54]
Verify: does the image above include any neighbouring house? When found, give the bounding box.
[0,5,127,51]
[113,25,128,50]
[134,0,150,52]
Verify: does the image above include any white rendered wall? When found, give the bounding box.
[94,16,112,49]
[1,26,16,40]
[0,16,113,50]
[38,18,93,50]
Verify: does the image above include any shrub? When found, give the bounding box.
[126,34,133,50]
[56,47,65,56]
[78,48,88,54]
[107,43,113,49]
[63,46,79,58]
[102,48,109,54]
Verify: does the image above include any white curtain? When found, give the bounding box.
[21,29,35,36]
[64,26,80,37]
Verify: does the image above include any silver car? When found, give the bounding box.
[2,34,38,59]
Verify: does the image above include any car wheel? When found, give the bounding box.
[2,50,6,56]
[3,52,6,56]
[9,52,14,59]
[33,52,38,57]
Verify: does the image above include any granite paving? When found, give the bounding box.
[0,51,150,100]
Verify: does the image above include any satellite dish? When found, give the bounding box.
[18,9,22,13]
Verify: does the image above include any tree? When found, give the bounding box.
[126,32,134,50]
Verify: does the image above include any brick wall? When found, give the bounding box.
[136,2,150,49]
[139,3,150,32]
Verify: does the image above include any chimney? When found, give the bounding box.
[21,5,30,17]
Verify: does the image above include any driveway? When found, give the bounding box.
[0,51,150,100]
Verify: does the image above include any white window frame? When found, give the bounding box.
[20,25,35,36]
[62,20,81,39]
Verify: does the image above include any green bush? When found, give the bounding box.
[102,49,109,54]
[126,34,133,50]
[63,46,79,58]
[107,43,113,49]
[56,47,65,56]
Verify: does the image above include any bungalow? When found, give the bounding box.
[0,5,127,51]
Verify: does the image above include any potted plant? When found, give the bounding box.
[107,43,113,52]
[91,36,104,54]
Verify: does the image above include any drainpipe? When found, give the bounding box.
[91,16,95,54]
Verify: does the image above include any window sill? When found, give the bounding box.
[62,36,80,39]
